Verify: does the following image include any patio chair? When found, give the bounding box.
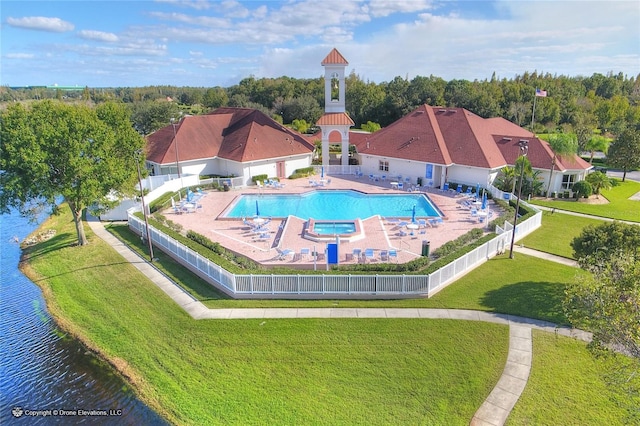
[364,248,375,263]
[379,250,389,261]
[442,182,449,192]
[300,248,310,260]
[388,249,398,262]
[457,184,463,194]
[276,248,294,261]
[256,180,263,189]
[352,248,362,262]
[397,182,404,190]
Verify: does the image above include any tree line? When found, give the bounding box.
[2,70,639,140]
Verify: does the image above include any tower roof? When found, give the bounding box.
[321,48,348,65]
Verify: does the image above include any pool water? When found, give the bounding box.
[225,190,442,220]
[312,222,357,235]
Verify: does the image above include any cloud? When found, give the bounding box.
[6,16,74,32]
[5,53,35,59]
[155,0,211,10]
[77,30,119,42]
[367,0,434,18]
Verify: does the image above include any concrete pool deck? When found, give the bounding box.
[164,174,503,268]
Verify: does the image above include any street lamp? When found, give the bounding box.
[170,117,181,180]
[509,139,529,259]
[135,149,154,262]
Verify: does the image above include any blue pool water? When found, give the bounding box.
[225,190,442,220]
[312,222,357,235]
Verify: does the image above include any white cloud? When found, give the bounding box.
[77,30,119,42]
[367,0,434,18]
[5,53,35,59]
[155,0,212,11]
[148,11,230,28]
[6,16,74,32]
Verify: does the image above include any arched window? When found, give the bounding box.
[330,72,339,102]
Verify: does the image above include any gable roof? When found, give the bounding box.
[351,104,591,173]
[145,108,314,165]
[321,48,348,65]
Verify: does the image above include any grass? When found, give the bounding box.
[521,210,605,258]
[529,178,640,222]
[508,331,631,425]
[22,207,627,424]
[107,223,579,324]
[26,213,508,425]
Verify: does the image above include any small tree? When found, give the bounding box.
[607,128,640,182]
[567,222,640,420]
[585,134,611,163]
[571,180,593,198]
[585,171,614,195]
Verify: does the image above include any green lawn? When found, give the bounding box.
[508,331,631,425]
[530,178,640,222]
[107,223,579,325]
[22,209,627,425]
[521,210,605,258]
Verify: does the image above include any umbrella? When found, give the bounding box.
[411,205,416,223]
[481,191,487,210]
[476,183,481,198]
[187,189,193,202]
[255,200,260,217]
[321,166,324,179]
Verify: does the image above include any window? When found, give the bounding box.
[330,72,339,101]
[379,161,389,172]
[561,174,576,190]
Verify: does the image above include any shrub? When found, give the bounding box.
[251,174,268,184]
[572,181,593,198]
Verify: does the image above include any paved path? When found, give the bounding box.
[87,216,591,426]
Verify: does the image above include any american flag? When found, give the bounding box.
[535,88,547,97]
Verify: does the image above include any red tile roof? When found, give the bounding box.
[316,112,355,126]
[351,104,591,172]
[145,108,314,165]
[321,48,348,65]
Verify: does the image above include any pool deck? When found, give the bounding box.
[164,174,502,268]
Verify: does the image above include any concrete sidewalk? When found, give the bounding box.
[87,215,591,426]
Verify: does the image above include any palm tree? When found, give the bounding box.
[494,166,517,193]
[585,135,610,163]
[514,155,532,197]
[544,133,578,197]
[585,171,613,196]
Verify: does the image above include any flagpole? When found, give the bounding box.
[531,88,538,131]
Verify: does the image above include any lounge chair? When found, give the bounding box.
[352,248,362,262]
[276,248,294,261]
[364,248,375,263]
[299,248,310,260]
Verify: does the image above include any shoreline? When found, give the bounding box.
[18,215,174,425]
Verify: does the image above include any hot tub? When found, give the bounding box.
[304,218,365,242]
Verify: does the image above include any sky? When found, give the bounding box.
[1,0,639,88]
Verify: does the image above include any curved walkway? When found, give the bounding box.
[87,216,591,426]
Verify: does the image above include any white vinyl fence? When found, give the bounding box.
[127,198,541,299]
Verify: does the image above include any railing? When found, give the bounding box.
[127,202,542,298]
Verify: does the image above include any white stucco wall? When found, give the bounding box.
[446,165,494,188]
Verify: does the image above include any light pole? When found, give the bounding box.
[135,149,154,262]
[170,117,181,180]
[509,139,529,259]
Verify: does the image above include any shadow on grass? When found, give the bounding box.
[480,281,568,325]
[21,232,75,260]
[106,224,232,301]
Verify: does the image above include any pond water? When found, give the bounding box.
[0,208,167,425]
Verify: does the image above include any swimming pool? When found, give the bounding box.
[312,221,356,235]
[223,190,442,220]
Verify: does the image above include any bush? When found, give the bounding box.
[289,167,315,179]
[251,174,268,184]
[572,181,593,198]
